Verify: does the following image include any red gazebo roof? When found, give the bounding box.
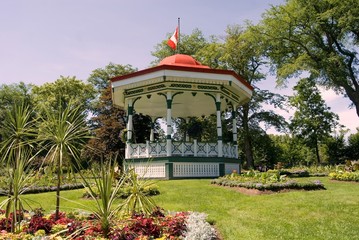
[158,54,210,69]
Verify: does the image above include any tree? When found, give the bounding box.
[347,128,359,160]
[151,28,209,65]
[259,0,359,116]
[0,83,34,142]
[37,103,91,220]
[215,25,287,169]
[85,64,137,162]
[325,133,347,164]
[32,76,95,114]
[290,78,340,164]
[152,25,288,169]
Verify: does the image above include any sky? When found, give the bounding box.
[0,0,357,134]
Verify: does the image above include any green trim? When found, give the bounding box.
[125,88,144,95]
[166,99,172,109]
[170,83,192,88]
[133,96,142,106]
[125,156,239,163]
[148,84,166,91]
[198,85,218,90]
[204,93,216,103]
[128,106,134,115]
[219,163,225,176]
[166,163,173,179]
[157,92,167,100]
[232,110,236,119]
[216,102,221,111]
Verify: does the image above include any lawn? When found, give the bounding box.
[1,177,358,240]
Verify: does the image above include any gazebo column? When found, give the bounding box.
[216,93,223,157]
[150,117,155,142]
[125,98,134,158]
[232,105,238,159]
[166,92,173,156]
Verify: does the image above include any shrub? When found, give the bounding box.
[329,171,359,182]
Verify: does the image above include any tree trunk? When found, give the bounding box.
[55,165,61,220]
[315,141,321,165]
[242,104,254,169]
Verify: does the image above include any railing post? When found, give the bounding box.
[194,139,198,157]
[146,140,150,157]
[181,142,185,156]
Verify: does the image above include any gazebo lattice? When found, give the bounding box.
[111,54,253,179]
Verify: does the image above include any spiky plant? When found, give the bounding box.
[0,103,37,232]
[78,158,126,237]
[37,102,91,220]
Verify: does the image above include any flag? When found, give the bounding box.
[167,27,178,50]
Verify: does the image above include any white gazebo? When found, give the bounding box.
[111,54,253,179]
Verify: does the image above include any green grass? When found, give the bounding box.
[1,177,358,240]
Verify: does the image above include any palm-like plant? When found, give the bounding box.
[78,158,126,237]
[0,149,37,232]
[37,103,91,220]
[120,168,157,215]
[0,103,37,232]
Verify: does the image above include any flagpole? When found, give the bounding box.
[177,17,180,54]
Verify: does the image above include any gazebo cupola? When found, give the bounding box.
[111,54,253,179]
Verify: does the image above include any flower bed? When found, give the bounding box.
[329,171,359,182]
[0,208,218,240]
[211,171,325,192]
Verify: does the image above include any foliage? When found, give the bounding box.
[347,128,359,160]
[290,78,340,163]
[0,82,33,140]
[212,171,325,191]
[78,158,126,237]
[32,76,95,115]
[0,208,191,240]
[329,171,359,182]
[152,25,288,169]
[151,28,209,65]
[120,169,157,216]
[258,0,359,117]
[0,103,38,233]
[37,103,91,220]
[85,63,139,162]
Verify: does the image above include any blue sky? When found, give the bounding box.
[0,0,357,133]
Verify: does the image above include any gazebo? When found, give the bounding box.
[111,54,253,179]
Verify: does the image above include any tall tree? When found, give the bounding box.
[259,0,359,116]
[85,63,137,161]
[216,25,287,169]
[290,78,340,164]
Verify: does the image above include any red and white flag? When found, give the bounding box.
[167,27,178,50]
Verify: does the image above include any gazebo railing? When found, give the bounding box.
[126,140,238,159]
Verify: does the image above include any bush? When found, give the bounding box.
[212,172,326,191]
[329,171,359,182]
